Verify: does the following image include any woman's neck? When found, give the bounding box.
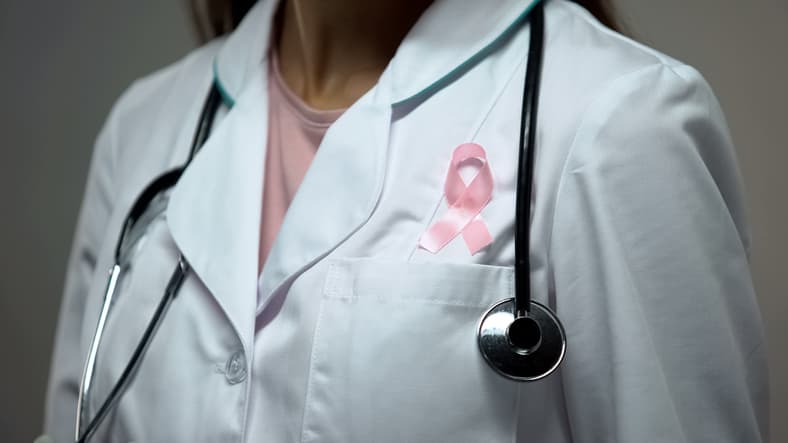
[275,0,433,110]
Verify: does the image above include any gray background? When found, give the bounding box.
[0,0,785,441]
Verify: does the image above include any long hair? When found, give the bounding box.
[190,0,621,42]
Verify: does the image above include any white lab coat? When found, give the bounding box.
[44,0,769,441]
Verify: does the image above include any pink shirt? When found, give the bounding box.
[258,52,346,275]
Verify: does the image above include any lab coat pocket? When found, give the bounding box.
[301,258,520,443]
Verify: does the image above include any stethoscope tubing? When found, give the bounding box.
[74,87,222,442]
[76,257,189,443]
[73,2,561,439]
[74,264,121,439]
[476,1,566,382]
[514,0,544,319]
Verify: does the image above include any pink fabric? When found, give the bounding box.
[418,143,494,255]
[259,52,346,274]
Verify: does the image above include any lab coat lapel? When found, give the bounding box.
[256,0,540,306]
[166,77,268,349]
[257,78,392,309]
[165,0,277,346]
[165,0,544,331]
[212,0,279,107]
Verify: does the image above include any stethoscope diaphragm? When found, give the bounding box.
[477,298,566,381]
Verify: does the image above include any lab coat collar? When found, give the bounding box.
[166,77,269,351]
[167,40,394,353]
[213,0,542,107]
[170,0,541,349]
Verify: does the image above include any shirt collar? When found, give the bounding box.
[212,0,542,108]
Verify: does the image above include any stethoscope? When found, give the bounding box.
[74,3,564,442]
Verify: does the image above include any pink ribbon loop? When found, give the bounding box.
[419,142,494,255]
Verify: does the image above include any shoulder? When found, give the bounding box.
[83,37,229,213]
[113,37,224,120]
[547,0,729,164]
[102,37,226,166]
[541,0,728,165]
[540,1,749,251]
[547,0,697,79]
[543,0,717,118]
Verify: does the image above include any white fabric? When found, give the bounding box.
[44,0,769,442]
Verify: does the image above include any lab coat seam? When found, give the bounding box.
[669,64,755,261]
[299,299,327,443]
[662,63,698,84]
[100,75,151,197]
[322,295,490,309]
[560,0,685,71]
[323,259,511,307]
[239,375,251,443]
[546,63,666,285]
[677,66,754,261]
[689,80,765,439]
[614,67,756,441]
[106,94,121,198]
[656,64,756,266]
[547,63,692,442]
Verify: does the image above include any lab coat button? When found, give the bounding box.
[225,350,247,384]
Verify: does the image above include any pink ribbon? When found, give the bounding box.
[419,143,494,255]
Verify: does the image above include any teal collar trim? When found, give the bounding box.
[213,59,236,109]
[211,0,541,110]
[391,0,541,108]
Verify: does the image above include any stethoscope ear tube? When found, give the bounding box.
[477,1,567,382]
[75,258,190,443]
[75,264,121,440]
[116,169,183,260]
[74,85,222,443]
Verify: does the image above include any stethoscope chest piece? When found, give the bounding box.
[477,298,566,381]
